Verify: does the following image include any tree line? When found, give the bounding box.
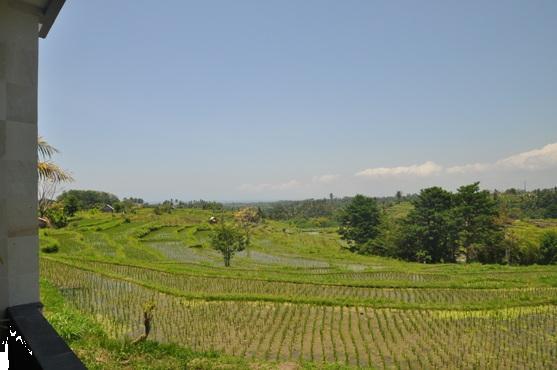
[339,183,557,265]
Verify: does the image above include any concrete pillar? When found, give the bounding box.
[0,0,41,319]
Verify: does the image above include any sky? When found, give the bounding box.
[38,0,557,202]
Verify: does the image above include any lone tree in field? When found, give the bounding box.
[338,194,382,254]
[234,207,262,256]
[211,223,246,267]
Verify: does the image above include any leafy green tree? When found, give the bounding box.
[452,183,503,263]
[234,207,262,256]
[210,224,246,267]
[58,190,119,210]
[62,194,79,217]
[539,231,557,265]
[398,187,455,263]
[338,195,382,254]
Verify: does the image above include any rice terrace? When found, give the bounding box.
[38,195,557,369]
[3,1,557,369]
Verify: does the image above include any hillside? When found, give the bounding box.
[37,207,557,369]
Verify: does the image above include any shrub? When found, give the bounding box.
[44,204,69,228]
[539,231,557,265]
[41,237,60,253]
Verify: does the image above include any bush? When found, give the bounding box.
[41,237,60,253]
[44,204,69,228]
[517,243,541,265]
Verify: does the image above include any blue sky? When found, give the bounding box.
[39,0,557,201]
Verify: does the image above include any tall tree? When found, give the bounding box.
[338,195,382,254]
[37,136,73,218]
[398,187,455,263]
[452,182,503,262]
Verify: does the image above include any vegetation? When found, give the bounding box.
[210,223,247,267]
[335,183,549,266]
[498,187,557,219]
[37,188,557,368]
[540,231,557,265]
[395,183,502,263]
[37,136,74,224]
[58,189,120,210]
[338,195,382,255]
[234,207,263,254]
[37,136,74,183]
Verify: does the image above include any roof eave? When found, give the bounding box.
[38,0,65,38]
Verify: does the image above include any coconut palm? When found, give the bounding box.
[38,136,73,182]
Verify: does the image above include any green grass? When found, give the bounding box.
[38,208,557,369]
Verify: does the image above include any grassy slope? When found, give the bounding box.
[38,207,557,368]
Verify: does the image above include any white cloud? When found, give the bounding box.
[356,161,443,178]
[238,179,301,192]
[312,174,340,183]
[239,143,557,195]
[496,142,557,170]
[446,163,491,174]
[446,142,557,174]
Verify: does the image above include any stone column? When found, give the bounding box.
[0,0,40,320]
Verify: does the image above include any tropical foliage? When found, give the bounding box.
[38,136,73,183]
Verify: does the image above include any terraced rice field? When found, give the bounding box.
[41,259,557,369]
[39,209,557,369]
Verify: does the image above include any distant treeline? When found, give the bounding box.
[56,187,557,223]
[498,187,557,219]
[176,200,224,211]
[229,187,557,226]
[226,194,417,226]
[338,183,557,265]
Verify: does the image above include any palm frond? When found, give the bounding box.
[38,161,74,183]
[38,136,59,159]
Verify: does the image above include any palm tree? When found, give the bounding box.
[37,136,74,219]
[38,136,73,182]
